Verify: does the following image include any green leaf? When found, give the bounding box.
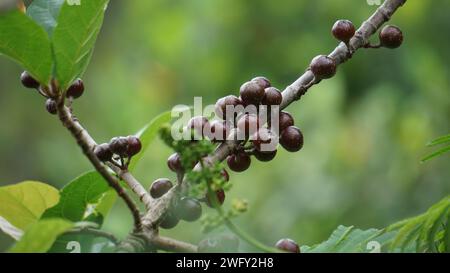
[129,111,173,171]
[52,0,110,91]
[421,145,450,162]
[9,219,73,253]
[444,213,450,253]
[27,0,65,36]
[42,171,116,224]
[0,216,23,240]
[389,214,426,251]
[0,10,52,84]
[0,181,59,239]
[418,197,449,252]
[426,134,450,147]
[387,196,450,252]
[303,225,382,253]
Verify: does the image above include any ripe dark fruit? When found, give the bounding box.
[109,136,128,156]
[278,111,294,132]
[227,152,251,172]
[215,95,242,120]
[150,178,173,198]
[332,19,355,43]
[20,71,40,89]
[280,126,304,152]
[66,78,85,99]
[240,81,265,106]
[251,76,271,89]
[126,135,141,157]
[310,55,337,80]
[94,143,113,162]
[160,211,179,229]
[175,197,202,222]
[237,114,259,139]
[275,238,300,253]
[379,25,403,49]
[45,99,57,115]
[254,149,277,162]
[167,153,183,173]
[262,87,282,106]
[206,189,226,208]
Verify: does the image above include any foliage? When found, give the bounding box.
[9,219,73,253]
[42,171,116,225]
[0,181,59,239]
[302,195,449,253]
[0,11,52,84]
[0,0,109,90]
[0,0,448,253]
[422,134,450,162]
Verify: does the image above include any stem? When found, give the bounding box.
[152,236,198,253]
[364,43,382,49]
[55,98,143,232]
[205,181,279,253]
[224,219,281,253]
[44,0,407,253]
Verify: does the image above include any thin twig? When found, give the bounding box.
[55,100,143,232]
[151,236,198,253]
[140,0,408,245]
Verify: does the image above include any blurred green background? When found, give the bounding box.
[0,0,449,252]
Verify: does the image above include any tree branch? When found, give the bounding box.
[55,100,143,232]
[51,0,407,253]
[152,236,198,253]
[208,0,407,162]
[53,103,193,252]
[140,0,408,239]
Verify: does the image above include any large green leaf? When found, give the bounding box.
[129,111,173,171]
[42,171,116,224]
[0,181,59,239]
[9,219,73,253]
[388,214,426,251]
[52,0,110,90]
[0,10,52,84]
[416,196,450,252]
[302,225,383,253]
[386,195,449,252]
[27,0,65,36]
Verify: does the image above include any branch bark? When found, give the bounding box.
[54,103,194,251]
[55,101,143,232]
[52,0,407,253]
[140,0,408,243]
